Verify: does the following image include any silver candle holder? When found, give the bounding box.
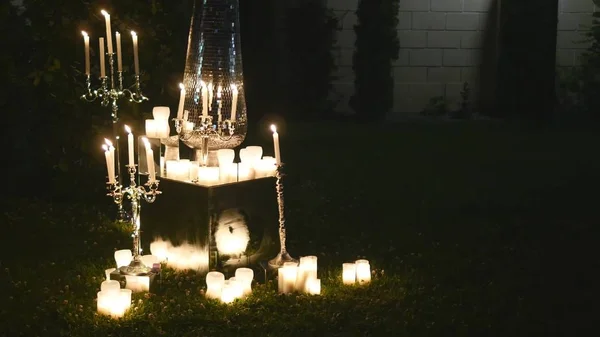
[82,52,148,219]
[173,115,237,166]
[268,164,297,268]
[107,165,161,276]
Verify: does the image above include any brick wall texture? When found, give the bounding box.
[327,0,596,117]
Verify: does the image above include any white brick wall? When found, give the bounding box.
[328,0,596,116]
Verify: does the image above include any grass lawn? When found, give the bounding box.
[1,121,598,336]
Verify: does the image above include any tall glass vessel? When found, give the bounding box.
[180,0,247,150]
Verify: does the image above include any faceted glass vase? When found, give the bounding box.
[181,0,247,150]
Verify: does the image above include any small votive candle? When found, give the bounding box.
[306,278,321,295]
[219,163,237,183]
[355,259,371,284]
[342,263,356,285]
[206,271,225,299]
[237,162,254,181]
[198,166,220,186]
[220,280,236,304]
[114,249,133,268]
[297,255,318,292]
[228,277,244,299]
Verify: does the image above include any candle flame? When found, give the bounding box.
[104,138,113,147]
[81,31,88,37]
[102,144,108,151]
[131,31,137,37]
[179,83,185,90]
[124,125,132,134]
[270,124,277,133]
[101,10,109,17]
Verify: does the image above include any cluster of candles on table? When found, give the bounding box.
[102,125,156,183]
[173,82,240,123]
[205,268,254,304]
[163,147,277,185]
[81,10,140,77]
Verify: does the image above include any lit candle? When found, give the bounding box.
[82,31,90,75]
[197,167,220,186]
[235,268,254,296]
[114,249,132,268]
[143,137,155,182]
[115,31,122,72]
[104,139,116,183]
[342,263,356,285]
[297,255,318,292]
[217,86,223,124]
[145,119,157,138]
[355,259,371,284]
[125,275,150,292]
[271,125,281,166]
[125,125,134,166]
[206,271,225,299]
[177,83,185,120]
[221,280,235,304]
[101,10,113,54]
[131,31,139,75]
[102,144,113,183]
[208,82,214,110]
[201,81,208,116]
[99,37,106,78]
[230,84,239,121]
[306,278,321,295]
[281,262,298,294]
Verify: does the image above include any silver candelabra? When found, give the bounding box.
[107,165,161,275]
[269,164,297,268]
[173,115,236,166]
[82,52,148,220]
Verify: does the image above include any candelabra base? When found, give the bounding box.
[268,251,297,269]
[110,268,160,293]
[119,259,152,276]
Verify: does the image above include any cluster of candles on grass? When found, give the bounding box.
[163,147,277,185]
[205,269,254,304]
[81,10,140,77]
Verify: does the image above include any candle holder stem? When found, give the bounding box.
[269,164,297,268]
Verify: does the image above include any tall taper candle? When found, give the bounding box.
[125,125,134,166]
[143,138,156,182]
[82,31,90,75]
[102,144,115,183]
[100,10,113,54]
[131,31,139,75]
[104,139,116,183]
[115,31,122,72]
[271,125,281,166]
[201,81,208,117]
[99,37,106,77]
[208,83,214,110]
[230,84,238,121]
[177,83,185,120]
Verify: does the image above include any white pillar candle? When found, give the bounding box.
[115,31,122,72]
[131,31,139,75]
[219,163,237,183]
[230,84,238,121]
[125,125,134,166]
[282,262,298,294]
[82,31,90,75]
[177,83,186,120]
[235,268,254,296]
[355,259,371,284]
[201,81,208,116]
[342,263,356,285]
[152,106,170,120]
[165,160,177,179]
[119,289,132,311]
[189,161,199,181]
[143,137,155,182]
[145,119,157,138]
[220,280,235,304]
[198,166,220,186]
[125,275,150,292]
[100,10,113,54]
[306,278,321,295]
[105,268,116,280]
[216,149,235,167]
[245,146,263,168]
[114,249,132,268]
[255,157,276,178]
[102,144,115,184]
[229,277,244,299]
[155,120,170,139]
[101,280,121,294]
[99,37,106,78]
[297,255,318,292]
[277,267,284,294]
[237,162,254,181]
[206,271,225,299]
[140,255,159,268]
[271,125,281,166]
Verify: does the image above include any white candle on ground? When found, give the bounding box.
[306,278,321,295]
[177,83,186,119]
[297,255,318,292]
[143,137,155,182]
[201,81,208,116]
[230,84,238,121]
[101,10,113,54]
[235,268,254,296]
[206,271,225,299]
[342,263,356,285]
[115,31,122,72]
[355,259,371,284]
[125,125,134,166]
[82,31,90,75]
[125,275,150,292]
[131,31,139,75]
[271,125,281,166]
[282,262,298,294]
[99,37,106,78]
[220,280,235,304]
